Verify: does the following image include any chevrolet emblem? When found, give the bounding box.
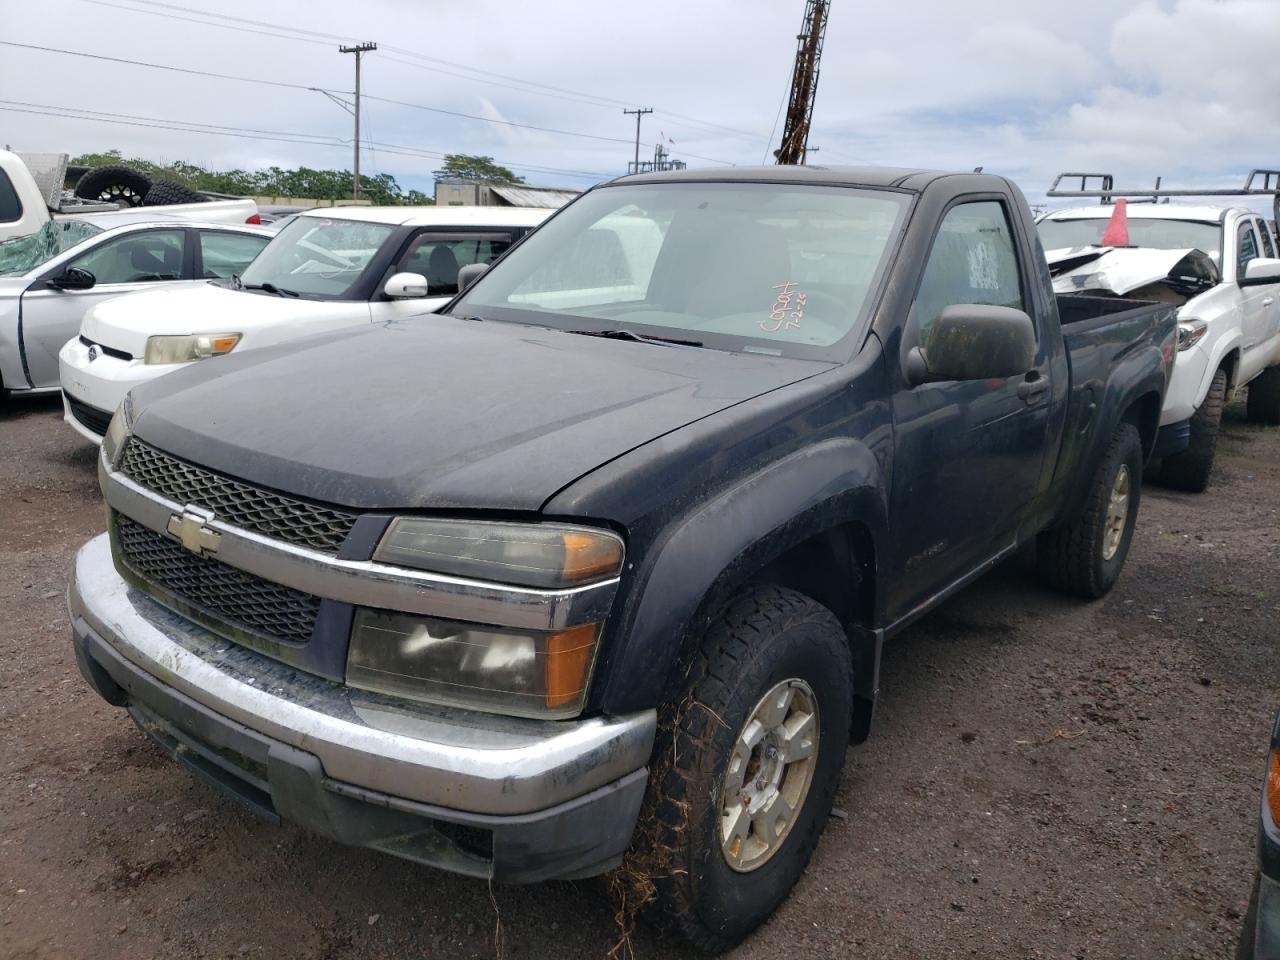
[166,509,221,556]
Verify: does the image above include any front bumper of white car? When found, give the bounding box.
[58,335,176,441]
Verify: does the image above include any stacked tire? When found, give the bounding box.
[73,166,208,208]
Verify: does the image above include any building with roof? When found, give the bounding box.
[433,180,580,208]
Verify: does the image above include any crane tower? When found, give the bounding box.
[774,0,830,166]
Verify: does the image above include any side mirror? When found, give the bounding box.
[383,271,429,299]
[906,304,1035,385]
[48,266,97,291]
[456,262,488,293]
[1240,257,1280,287]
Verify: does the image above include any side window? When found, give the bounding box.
[1256,218,1276,259]
[69,230,186,284]
[200,231,269,278]
[400,233,513,296]
[1238,222,1260,278]
[915,201,1025,341]
[0,168,21,223]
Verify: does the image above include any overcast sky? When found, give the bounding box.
[2,0,1278,211]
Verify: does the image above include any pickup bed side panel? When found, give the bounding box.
[1048,304,1177,525]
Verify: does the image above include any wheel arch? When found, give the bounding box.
[1119,388,1163,460]
[595,438,887,720]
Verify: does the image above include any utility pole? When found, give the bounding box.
[623,107,653,174]
[339,42,377,200]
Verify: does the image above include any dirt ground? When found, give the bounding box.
[2,392,1277,960]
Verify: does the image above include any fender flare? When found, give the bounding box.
[596,437,888,714]
[1202,331,1243,403]
[1056,344,1167,524]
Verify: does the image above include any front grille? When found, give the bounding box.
[79,334,132,361]
[115,514,320,644]
[119,440,357,554]
[65,392,113,437]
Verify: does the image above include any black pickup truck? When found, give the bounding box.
[69,167,1176,951]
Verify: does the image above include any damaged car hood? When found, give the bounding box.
[127,314,830,511]
[1048,246,1220,297]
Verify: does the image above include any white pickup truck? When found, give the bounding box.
[1040,171,1280,491]
[0,151,260,245]
[59,204,556,440]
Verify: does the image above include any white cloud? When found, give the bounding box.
[0,0,1275,208]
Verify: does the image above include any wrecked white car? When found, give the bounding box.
[1041,175,1280,491]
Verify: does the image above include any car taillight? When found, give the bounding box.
[1268,749,1280,827]
[245,213,262,224]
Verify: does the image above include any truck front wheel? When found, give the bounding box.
[1038,423,1144,599]
[1246,367,1280,425]
[1159,368,1228,492]
[645,586,852,952]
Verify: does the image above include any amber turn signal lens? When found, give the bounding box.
[544,623,599,708]
[562,532,624,584]
[1267,749,1280,828]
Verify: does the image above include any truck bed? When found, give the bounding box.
[1049,292,1178,516]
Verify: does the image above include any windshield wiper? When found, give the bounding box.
[243,281,300,298]
[570,328,702,348]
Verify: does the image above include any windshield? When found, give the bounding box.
[0,219,104,277]
[239,216,395,298]
[451,182,909,359]
[1039,216,1223,263]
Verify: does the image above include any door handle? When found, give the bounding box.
[1017,370,1049,402]
[1264,297,1275,307]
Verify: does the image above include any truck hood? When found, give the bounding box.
[128,315,829,512]
[1048,246,1219,296]
[83,283,376,357]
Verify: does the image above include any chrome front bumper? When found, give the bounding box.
[70,532,654,829]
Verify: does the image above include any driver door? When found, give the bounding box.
[1237,217,1280,383]
[887,199,1053,620]
[19,228,188,388]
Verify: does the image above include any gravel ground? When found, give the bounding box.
[2,393,1277,960]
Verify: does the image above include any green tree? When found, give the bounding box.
[69,151,427,205]
[431,154,525,184]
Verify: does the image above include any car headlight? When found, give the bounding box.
[347,611,601,719]
[373,518,624,589]
[101,392,134,466]
[1177,320,1208,352]
[144,333,241,364]
[351,519,626,717]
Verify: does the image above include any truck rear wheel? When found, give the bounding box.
[1037,423,1143,599]
[1246,367,1280,426]
[645,586,852,953]
[1159,368,1227,492]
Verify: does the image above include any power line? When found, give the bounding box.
[0,100,613,181]
[2,39,645,151]
[72,0,767,146]
[0,40,342,94]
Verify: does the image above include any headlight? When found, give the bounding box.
[101,392,134,465]
[374,518,624,589]
[144,333,241,364]
[346,611,601,719]
[1177,320,1208,352]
